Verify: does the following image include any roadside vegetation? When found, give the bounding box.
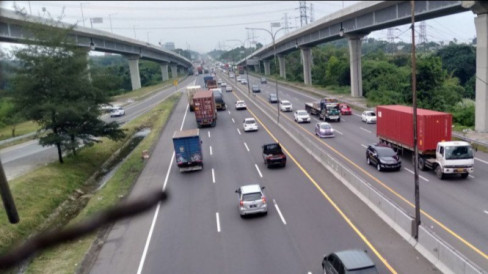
[0,92,181,273]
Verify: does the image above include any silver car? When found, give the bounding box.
[235,184,267,216]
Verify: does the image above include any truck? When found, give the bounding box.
[262,143,287,168]
[172,129,203,172]
[203,76,213,87]
[197,66,203,74]
[305,97,341,122]
[210,88,226,111]
[376,105,474,179]
[186,85,201,112]
[206,79,218,89]
[193,90,217,127]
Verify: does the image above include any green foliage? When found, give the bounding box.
[10,14,125,163]
[451,99,475,127]
[436,43,475,86]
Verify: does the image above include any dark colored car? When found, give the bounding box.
[268,93,278,103]
[252,84,261,93]
[366,144,401,171]
[262,143,286,168]
[322,249,379,274]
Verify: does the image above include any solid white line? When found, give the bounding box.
[209,146,213,155]
[237,128,241,135]
[334,129,343,135]
[232,118,235,123]
[228,110,231,115]
[360,127,372,134]
[216,212,221,232]
[208,131,211,138]
[180,104,189,131]
[273,199,287,225]
[361,144,368,148]
[212,168,215,183]
[403,168,429,182]
[244,142,250,152]
[255,164,263,178]
[137,151,175,274]
[475,157,488,165]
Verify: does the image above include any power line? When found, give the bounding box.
[107,18,284,30]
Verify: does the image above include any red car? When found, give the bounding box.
[338,103,352,115]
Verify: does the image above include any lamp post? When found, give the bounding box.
[108,13,117,33]
[246,24,288,124]
[227,39,254,95]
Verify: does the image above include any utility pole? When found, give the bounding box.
[410,0,421,240]
[387,28,395,54]
[419,21,427,44]
[299,1,308,27]
[309,3,314,23]
[80,3,86,27]
[133,25,136,39]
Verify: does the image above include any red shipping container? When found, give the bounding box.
[193,90,216,126]
[376,105,452,154]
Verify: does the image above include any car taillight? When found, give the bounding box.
[262,197,266,203]
[266,155,272,160]
[240,200,244,206]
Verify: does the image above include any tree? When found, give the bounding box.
[436,44,475,87]
[11,12,125,163]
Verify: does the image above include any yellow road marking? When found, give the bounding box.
[231,80,488,262]
[230,91,397,273]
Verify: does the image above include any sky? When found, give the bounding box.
[0,1,478,55]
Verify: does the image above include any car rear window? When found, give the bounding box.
[242,192,262,201]
[376,147,397,157]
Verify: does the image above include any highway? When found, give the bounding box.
[224,72,488,270]
[0,77,195,181]
[89,75,439,273]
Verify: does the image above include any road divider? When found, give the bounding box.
[244,142,250,152]
[273,199,287,225]
[216,212,221,232]
[255,164,263,178]
[212,168,215,184]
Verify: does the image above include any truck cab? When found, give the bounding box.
[421,141,474,179]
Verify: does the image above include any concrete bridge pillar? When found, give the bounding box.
[161,63,169,81]
[301,47,312,85]
[127,56,141,90]
[278,55,286,79]
[263,60,271,76]
[254,64,260,73]
[474,12,488,132]
[171,64,178,79]
[347,34,366,97]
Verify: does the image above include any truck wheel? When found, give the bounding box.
[418,158,426,171]
[435,165,445,180]
[377,163,381,171]
[460,173,469,179]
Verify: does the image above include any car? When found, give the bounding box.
[322,249,378,274]
[243,117,258,132]
[225,86,232,92]
[294,110,311,123]
[366,144,402,171]
[221,82,227,88]
[251,84,261,93]
[268,93,278,103]
[235,184,267,217]
[217,79,222,86]
[229,73,235,78]
[315,122,335,138]
[241,79,248,85]
[260,77,267,84]
[361,110,377,124]
[338,103,352,115]
[110,106,125,117]
[99,104,113,113]
[235,100,247,110]
[279,100,293,112]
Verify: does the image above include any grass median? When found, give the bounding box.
[0,92,182,273]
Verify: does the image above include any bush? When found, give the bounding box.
[451,99,475,127]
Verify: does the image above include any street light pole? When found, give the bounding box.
[246,25,288,124]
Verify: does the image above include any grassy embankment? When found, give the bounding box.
[0,92,181,273]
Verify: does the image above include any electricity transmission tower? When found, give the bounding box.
[299,1,308,27]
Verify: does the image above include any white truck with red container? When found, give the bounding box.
[376,105,474,179]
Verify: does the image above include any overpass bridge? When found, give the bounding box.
[0,8,193,91]
[239,1,488,132]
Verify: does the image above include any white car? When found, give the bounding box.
[235,184,267,216]
[221,82,227,88]
[243,118,258,132]
[294,110,311,123]
[235,100,247,110]
[110,106,125,117]
[279,100,293,112]
[226,86,232,92]
[361,110,377,124]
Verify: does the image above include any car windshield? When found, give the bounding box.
[376,147,397,157]
[245,120,255,124]
[242,192,262,201]
[297,111,308,115]
[270,94,276,98]
[366,112,376,116]
[348,266,378,273]
[282,102,291,106]
[444,146,474,160]
[320,124,331,129]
